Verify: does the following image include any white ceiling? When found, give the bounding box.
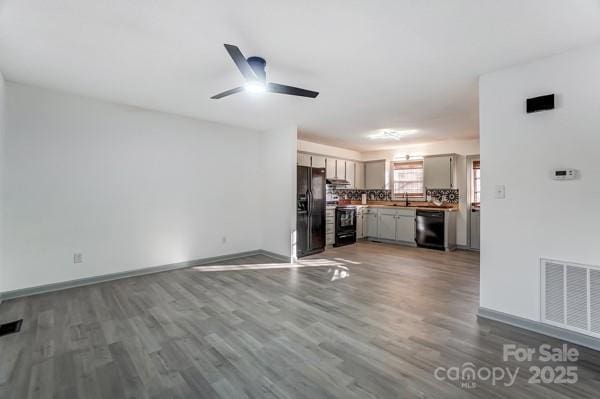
[1,1,600,151]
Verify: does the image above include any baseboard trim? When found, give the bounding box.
[0,249,291,301]
[259,250,293,263]
[478,307,600,352]
[366,238,417,247]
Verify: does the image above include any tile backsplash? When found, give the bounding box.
[333,189,392,201]
[427,189,459,204]
[331,188,459,204]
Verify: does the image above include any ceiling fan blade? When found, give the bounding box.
[267,83,319,98]
[224,44,257,81]
[210,86,244,99]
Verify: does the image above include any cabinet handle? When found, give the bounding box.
[449,157,453,188]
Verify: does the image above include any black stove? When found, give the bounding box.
[334,206,356,247]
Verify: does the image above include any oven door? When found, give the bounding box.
[336,208,356,234]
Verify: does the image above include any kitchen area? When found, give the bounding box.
[296,144,481,257]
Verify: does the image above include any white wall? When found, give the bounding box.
[0,72,5,292]
[261,126,297,259]
[2,83,271,292]
[297,139,362,161]
[479,44,600,321]
[362,138,480,247]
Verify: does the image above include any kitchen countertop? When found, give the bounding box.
[346,200,459,212]
[327,201,458,212]
[363,204,458,212]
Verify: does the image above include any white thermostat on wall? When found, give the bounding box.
[551,169,577,180]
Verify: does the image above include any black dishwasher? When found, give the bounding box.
[415,210,445,250]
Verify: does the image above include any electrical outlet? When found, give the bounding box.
[495,185,506,199]
[73,253,83,264]
[221,236,227,244]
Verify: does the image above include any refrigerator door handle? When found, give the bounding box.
[306,190,312,215]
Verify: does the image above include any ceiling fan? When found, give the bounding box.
[211,44,319,99]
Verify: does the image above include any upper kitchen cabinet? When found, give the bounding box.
[423,154,457,189]
[325,158,337,179]
[365,160,388,189]
[297,152,327,168]
[301,152,362,188]
[336,159,346,180]
[297,152,311,167]
[346,161,355,187]
[310,154,326,168]
[354,162,365,189]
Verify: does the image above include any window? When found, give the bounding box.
[473,160,481,204]
[391,160,424,197]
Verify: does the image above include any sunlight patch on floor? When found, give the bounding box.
[192,258,345,272]
[333,257,362,265]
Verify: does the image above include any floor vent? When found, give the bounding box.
[541,259,600,338]
[0,319,23,337]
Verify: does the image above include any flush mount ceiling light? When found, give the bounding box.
[394,153,424,161]
[368,130,418,140]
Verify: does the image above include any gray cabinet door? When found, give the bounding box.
[396,215,415,243]
[311,155,326,168]
[424,155,455,189]
[354,162,365,189]
[366,212,378,237]
[365,161,386,189]
[356,213,364,239]
[325,158,336,179]
[346,161,355,188]
[470,210,480,250]
[336,159,346,179]
[297,152,311,167]
[378,211,397,241]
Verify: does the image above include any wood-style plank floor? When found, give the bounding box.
[1,241,600,398]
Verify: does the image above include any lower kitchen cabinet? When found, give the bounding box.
[356,208,365,239]
[396,215,416,243]
[365,210,379,237]
[325,207,335,245]
[376,208,416,243]
[377,210,398,241]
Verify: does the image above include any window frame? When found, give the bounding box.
[472,160,481,205]
[390,160,425,199]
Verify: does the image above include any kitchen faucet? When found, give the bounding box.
[404,192,409,207]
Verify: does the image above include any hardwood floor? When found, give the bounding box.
[1,241,599,398]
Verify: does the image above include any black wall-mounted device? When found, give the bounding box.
[526,94,555,113]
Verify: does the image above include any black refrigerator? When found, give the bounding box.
[297,166,326,257]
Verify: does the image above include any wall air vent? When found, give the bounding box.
[0,319,23,337]
[541,259,600,338]
[527,94,554,113]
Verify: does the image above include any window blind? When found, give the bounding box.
[393,160,423,170]
[391,160,424,197]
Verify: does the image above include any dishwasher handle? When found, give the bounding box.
[416,210,444,219]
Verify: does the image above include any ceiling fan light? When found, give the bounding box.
[244,80,266,94]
